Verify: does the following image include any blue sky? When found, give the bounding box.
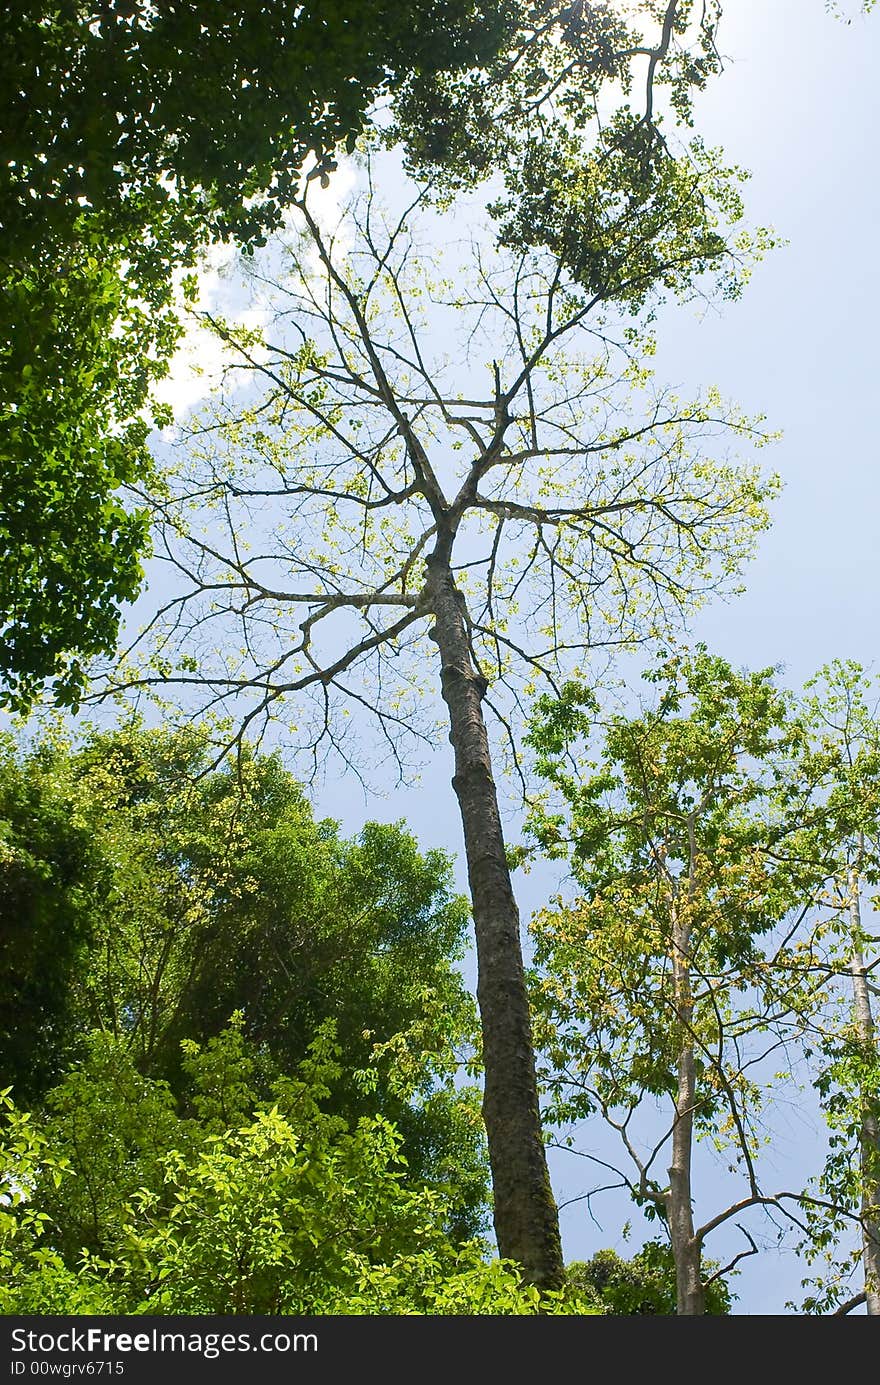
[661,0,879,682]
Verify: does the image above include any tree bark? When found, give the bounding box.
[425,554,564,1288]
[848,858,880,1316]
[667,897,705,1314]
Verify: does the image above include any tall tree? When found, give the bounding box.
[99,158,776,1283]
[524,648,833,1312]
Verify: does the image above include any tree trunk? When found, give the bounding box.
[849,859,880,1316]
[667,898,705,1314]
[425,555,564,1288]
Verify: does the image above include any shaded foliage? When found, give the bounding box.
[0,736,98,1102]
[0,722,488,1236]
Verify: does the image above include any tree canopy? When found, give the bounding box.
[3,0,877,1317]
[0,1,747,713]
[0,0,511,713]
[0,724,528,1312]
[0,1034,598,1315]
[93,138,780,1283]
[0,720,489,1236]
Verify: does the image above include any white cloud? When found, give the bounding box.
[154,155,360,428]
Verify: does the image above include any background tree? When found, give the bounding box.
[789,662,880,1314]
[524,648,835,1312]
[97,150,777,1284]
[0,733,99,1103]
[23,1018,477,1277]
[0,1035,597,1316]
[566,1240,733,1315]
[0,720,488,1235]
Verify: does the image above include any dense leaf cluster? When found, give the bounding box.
[0,723,488,1241]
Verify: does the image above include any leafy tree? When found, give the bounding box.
[3,2,509,256]
[14,0,788,1287]
[97,138,777,1283]
[0,733,99,1103]
[567,1240,732,1315]
[30,1033,182,1263]
[0,721,486,1229]
[0,1037,598,1316]
[391,2,732,292]
[2,31,773,1268]
[2,1,860,711]
[524,647,832,1311]
[0,247,170,714]
[0,1086,113,1315]
[0,3,754,713]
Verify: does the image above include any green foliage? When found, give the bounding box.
[394,3,726,180]
[568,1241,732,1315]
[0,734,98,1102]
[524,646,829,1285]
[0,1,511,711]
[338,1250,599,1316]
[0,1087,116,1314]
[391,2,767,309]
[528,652,880,1313]
[526,647,816,1105]
[784,662,880,1311]
[0,1042,596,1317]
[99,1080,462,1314]
[179,1013,260,1135]
[2,2,508,255]
[0,720,490,1236]
[117,159,779,784]
[493,120,765,313]
[108,150,777,1286]
[31,1035,182,1262]
[0,248,163,713]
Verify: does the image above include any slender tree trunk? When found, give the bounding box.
[848,857,880,1316]
[667,899,705,1314]
[425,554,564,1288]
